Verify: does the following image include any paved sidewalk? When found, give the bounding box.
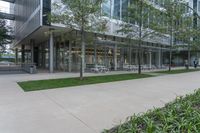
[0,71,200,133]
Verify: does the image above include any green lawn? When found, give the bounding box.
[18,73,152,92]
[104,89,200,133]
[155,68,200,74]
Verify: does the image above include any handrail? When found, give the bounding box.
[0,63,37,74]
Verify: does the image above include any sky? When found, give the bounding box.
[0,1,10,13]
[0,1,11,26]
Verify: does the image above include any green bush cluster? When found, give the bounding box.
[104,89,200,133]
[155,69,200,74]
[0,58,15,62]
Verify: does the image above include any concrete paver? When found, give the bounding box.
[0,71,199,133]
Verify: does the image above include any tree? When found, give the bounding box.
[50,0,107,80]
[0,19,11,54]
[167,0,200,70]
[118,0,165,74]
[191,28,200,50]
[160,0,191,71]
[180,27,200,69]
[175,14,195,69]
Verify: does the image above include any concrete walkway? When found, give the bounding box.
[0,71,200,133]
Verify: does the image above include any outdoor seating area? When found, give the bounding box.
[123,65,138,71]
[87,64,169,73]
[122,64,168,71]
[90,65,110,73]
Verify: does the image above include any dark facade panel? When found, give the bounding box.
[0,12,15,20]
[1,0,15,3]
[43,0,51,25]
[14,0,41,45]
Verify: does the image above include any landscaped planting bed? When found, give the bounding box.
[18,73,152,92]
[104,89,200,133]
[155,68,200,74]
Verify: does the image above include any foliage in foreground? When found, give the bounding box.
[104,89,200,133]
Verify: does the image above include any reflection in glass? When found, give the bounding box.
[102,0,111,17]
[114,0,120,19]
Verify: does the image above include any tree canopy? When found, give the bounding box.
[117,0,166,74]
[51,0,108,33]
[0,19,11,53]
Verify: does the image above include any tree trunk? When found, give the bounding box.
[138,42,142,74]
[129,39,131,66]
[169,44,172,71]
[169,20,173,71]
[80,29,85,80]
[138,0,142,74]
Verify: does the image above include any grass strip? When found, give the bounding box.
[155,68,200,74]
[104,89,200,133]
[18,73,152,92]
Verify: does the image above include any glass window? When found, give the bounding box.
[198,1,200,12]
[122,0,128,21]
[43,0,51,25]
[114,0,120,20]
[102,0,111,17]
[193,0,197,10]
[43,0,51,9]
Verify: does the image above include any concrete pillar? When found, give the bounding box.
[160,50,162,66]
[158,49,161,68]
[94,43,97,66]
[41,44,45,69]
[141,50,144,65]
[149,51,152,69]
[54,41,57,69]
[135,50,138,64]
[49,33,54,73]
[120,47,124,69]
[15,48,18,64]
[114,44,117,71]
[68,42,72,72]
[104,47,107,66]
[21,45,25,63]
[30,39,35,63]
[129,46,132,65]
[54,39,58,70]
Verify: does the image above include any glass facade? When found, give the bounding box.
[113,0,129,20]
[193,0,198,28]
[30,35,166,72]
[43,0,51,25]
[114,0,120,19]
[15,0,200,72]
[193,0,197,10]
[122,0,128,21]
[102,0,111,17]
[199,1,200,12]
